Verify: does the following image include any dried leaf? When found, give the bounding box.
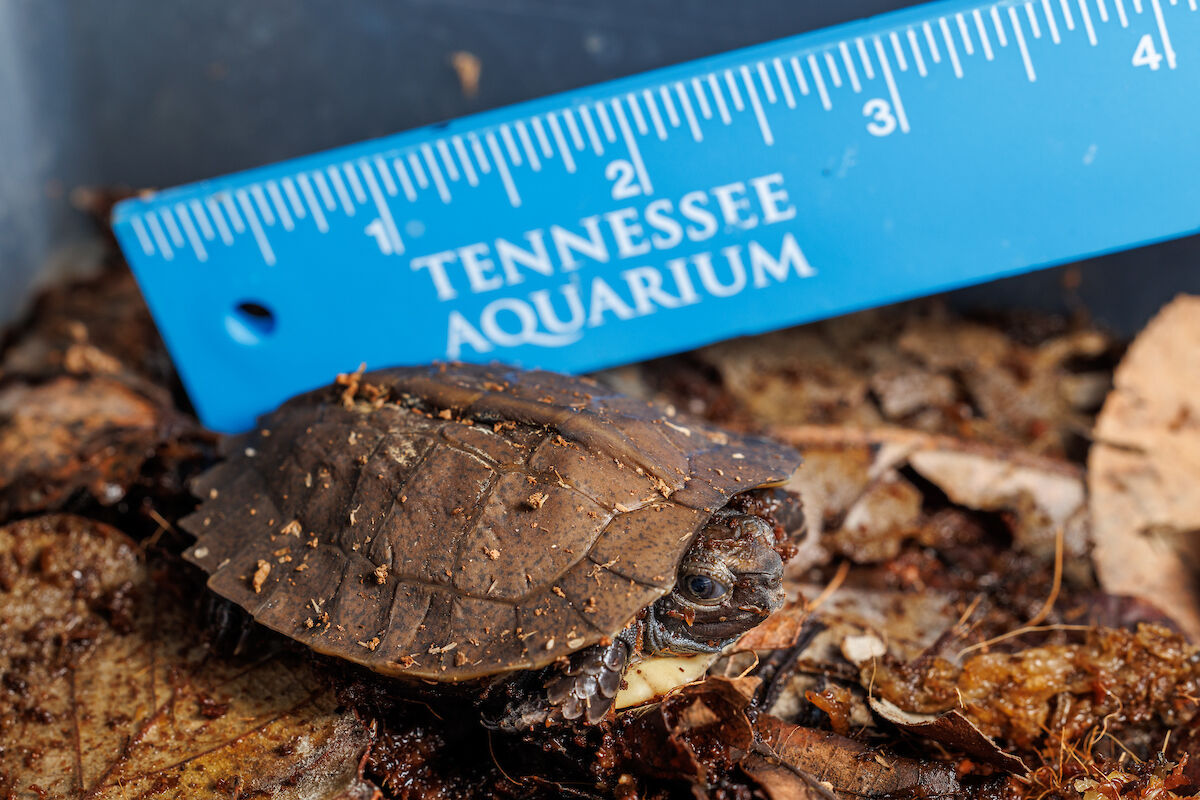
[1090,295,1200,640]
[0,514,377,799]
[868,697,1028,773]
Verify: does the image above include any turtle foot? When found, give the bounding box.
[544,638,628,724]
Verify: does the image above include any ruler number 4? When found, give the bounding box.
[606,160,643,200]
[863,99,898,137]
[1132,34,1164,70]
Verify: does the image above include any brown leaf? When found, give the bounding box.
[616,676,759,787]
[868,697,1028,773]
[0,514,377,799]
[774,425,1089,574]
[1090,295,1200,640]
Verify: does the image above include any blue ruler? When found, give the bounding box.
[114,0,1200,432]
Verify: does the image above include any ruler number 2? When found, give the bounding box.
[1132,34,1164,70]
[862,99,898,137]
[606,160,643,200]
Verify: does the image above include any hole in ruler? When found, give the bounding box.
[226,301,277,345]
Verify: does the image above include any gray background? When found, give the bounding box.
[1,0,1196,331]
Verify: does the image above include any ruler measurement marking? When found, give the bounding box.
[707,73,734,121]
[723,69,745,110]
[675,82,705,139]
[1060,0,1077,29]
[955,13,975,55]
[407,152,430,189]
[176,204,208,261]
[499,124,523,165]
[923,21,943,62]
[856,37,876,79]
[189,199,215,239]
[235,189,275,265]
[907,27,929,75]
[1077,0,1099,43]
[421,145,453,201]
[326,168,356,215]
[1115,0,1130,25]
[393,158,419,201]
[361,161,404,254]
[940,17,964,76]
[484,132,521,207]
[249,185,275,226]
[595,103,617,143]
[266,181,294,230]
[771,60,796,108]
[1042,0,1063,40]
[839,42,863,91]
[435,140,461,182]
[161,207,185,247]
[311,172,336,211]
[531,118,553,159]
[872,36,910,133]
[281,178,306,218]
[468,134,491,174]
[578,105,605,154]
[296,175,329,232]
[659,85,682,125]
[643,90,669,139]
[1133,0,1142,16]
[624,91,647,135]
[973,9,996,59]
[130,216,154,255]
[560,109,584,152]
[146,212,173,260]
[342,164,367,205]
[789,56,810,95]
[546,114,577,173]
[611,98,653,194]
[515,122,541,171]
[1010,7,1038,80]
[1149,0,1177,67]
[806,55,832,109]
[1025,3,1043,38]
[824,51,843,88]
[739,65,774,145]
[990,6,1010,45]
[452,136,480,185]
[890,30,910,69]
[1095,0,1110,23]
[206,198,235,244]
[755,62,778,103]
[691,76,714,116]
[219,194,245,234]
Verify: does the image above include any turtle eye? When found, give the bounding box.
[683,573,730,603]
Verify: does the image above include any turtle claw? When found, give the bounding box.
[544,638,630,725]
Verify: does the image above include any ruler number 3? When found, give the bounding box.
[1132,34,1164,70]
[862,99,898,137]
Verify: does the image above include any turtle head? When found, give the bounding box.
[648,511,786,654]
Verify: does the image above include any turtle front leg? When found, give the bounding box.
[545,635,631,724]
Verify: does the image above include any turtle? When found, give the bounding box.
[181,362,804,725]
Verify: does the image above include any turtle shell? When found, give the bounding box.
[181,363,800,681]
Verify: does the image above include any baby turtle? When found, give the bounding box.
[182,363,803,724]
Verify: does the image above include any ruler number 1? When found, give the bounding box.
[863,98,898,137]
[1132,34,1164,70]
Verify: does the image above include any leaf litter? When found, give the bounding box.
[2,255,1199,799]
